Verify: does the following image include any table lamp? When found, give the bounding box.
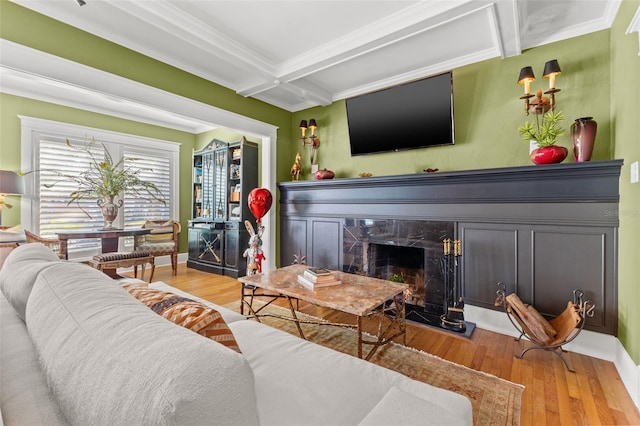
[0,170,25,225]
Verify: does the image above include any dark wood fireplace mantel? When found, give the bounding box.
[278,160,622,335]
[279,160,622,227]
[280,160,621,203]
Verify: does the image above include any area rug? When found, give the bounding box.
[225,301,523,426]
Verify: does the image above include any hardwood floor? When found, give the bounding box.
[137,265,640,426]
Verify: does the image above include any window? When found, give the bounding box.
[123,151,172,227]
[21,117,180,258]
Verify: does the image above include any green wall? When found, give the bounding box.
[291,31,612,179]
[611,0,640,366]
[291,18,638,364]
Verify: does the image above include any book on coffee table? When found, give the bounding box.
[297,274,342,289]
[305,267,332,277]
[303,268,338,283]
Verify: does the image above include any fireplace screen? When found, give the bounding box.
[343,218,454,317]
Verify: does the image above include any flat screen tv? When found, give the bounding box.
[346,72,454,156]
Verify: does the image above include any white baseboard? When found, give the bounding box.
[465,305,639,410]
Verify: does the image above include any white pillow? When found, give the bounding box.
[0,243,60,321]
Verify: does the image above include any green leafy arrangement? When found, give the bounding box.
[517,110,565,147]
[388,274,405,283]
[45,138,166,217]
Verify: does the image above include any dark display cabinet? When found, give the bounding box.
[187,137,258,277]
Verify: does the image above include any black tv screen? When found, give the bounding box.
[346,72,454,156]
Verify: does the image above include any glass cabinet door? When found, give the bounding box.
[192,155,203,219]
[200,152,214,220]
[213,148,227,221]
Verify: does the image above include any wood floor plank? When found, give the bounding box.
[136,265,640,425]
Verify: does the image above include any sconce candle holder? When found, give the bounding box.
[299,119,320,165]
[517,59,561,115]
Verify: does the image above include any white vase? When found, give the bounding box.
[529,139,539,154]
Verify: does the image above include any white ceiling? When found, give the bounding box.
[9,0,622,112]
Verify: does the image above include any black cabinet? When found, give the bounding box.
[459,222,617,334]
[188,137,258,277]
[187,224,224,273]
[278,160,622,335]
[280,217,342,270]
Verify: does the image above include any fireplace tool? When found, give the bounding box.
[440,239,466,332]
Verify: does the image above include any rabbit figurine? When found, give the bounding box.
[243,220,265,275]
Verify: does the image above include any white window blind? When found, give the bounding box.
[38,139,104,250]
[123,151,171,227]
[35,137,176,255]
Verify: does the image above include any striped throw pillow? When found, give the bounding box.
[123,284,241,353]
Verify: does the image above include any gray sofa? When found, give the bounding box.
[0,243,473,425]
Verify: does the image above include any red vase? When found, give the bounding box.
[530,146,568,165]
[570,117,597,162]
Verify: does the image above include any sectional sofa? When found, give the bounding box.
[0,243,472,425]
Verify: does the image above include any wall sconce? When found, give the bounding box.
[299,119,320,166]
[517,59,561,115]
[0,170,25,225]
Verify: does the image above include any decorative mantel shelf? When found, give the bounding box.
[277,160,622,335]
[279,160,622,227]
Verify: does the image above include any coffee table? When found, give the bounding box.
[238,264,408,360]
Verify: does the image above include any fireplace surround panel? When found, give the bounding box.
[278,160,622,335]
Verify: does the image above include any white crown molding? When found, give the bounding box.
[279,1,492,84]
[626,6,640,56]
[332,48,497,102]
[0,39,279,136]
[511,0,523,56]
[108,0,277,77]
[1,66,214,134]
[522,13,621,50]
[487,3,506,59]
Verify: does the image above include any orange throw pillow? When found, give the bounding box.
[123,285,241,353]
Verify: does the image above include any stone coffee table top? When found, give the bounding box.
[238,264,408,316]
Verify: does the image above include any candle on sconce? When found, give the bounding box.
[548,73,556,90]
[299,120,307,138]
[524,79,531,95]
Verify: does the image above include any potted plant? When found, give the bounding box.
[517,110,568,164]
[45,138,165,229]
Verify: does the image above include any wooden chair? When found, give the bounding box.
[495,282,595,372]
[24,230,64,259]
[133,220,180,276]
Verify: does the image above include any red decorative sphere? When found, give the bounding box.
[530,146,568,165]
[315,169,335,180]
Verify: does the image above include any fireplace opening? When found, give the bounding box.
[343,218,475,336]
[366,242,448,320]
[367,244,424,307]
